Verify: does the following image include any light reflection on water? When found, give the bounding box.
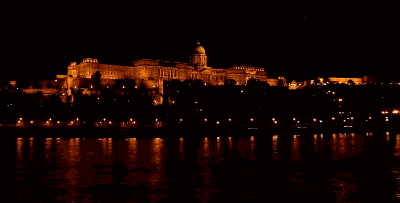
[291,135,301,161]
[272,135,278,161]
[13,131,400,202]
[394,134,400,157]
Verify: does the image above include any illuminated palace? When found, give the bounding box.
[62,41,285,104]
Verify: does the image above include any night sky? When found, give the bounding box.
[4,3,397,83]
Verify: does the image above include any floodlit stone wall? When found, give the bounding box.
[63,51,281,103]
[328,77,363,85]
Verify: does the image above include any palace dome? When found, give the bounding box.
[195,41,205,54]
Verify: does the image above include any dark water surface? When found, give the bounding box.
[12,129,400,202]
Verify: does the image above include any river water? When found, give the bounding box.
[13,129,400,202]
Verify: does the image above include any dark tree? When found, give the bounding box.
[45,81,52,89]
[277,79,285,87]
[347,79,355,85]
[91,71,102,93]
[224,79,236,86]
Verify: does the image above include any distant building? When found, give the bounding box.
[327,77,363,85]
[60,41,284,104]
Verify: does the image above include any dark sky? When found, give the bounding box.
[3,3,398,83]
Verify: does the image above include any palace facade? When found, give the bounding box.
[62,41,285,104]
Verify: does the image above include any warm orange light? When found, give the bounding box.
[216,121,219,124]
[332,117,335,120]
[250,118,253,122]
[274,121,277,124]
[229,118,232,122]
[393,110,399,114]
[180,118,182,122]
[19,118,22,120]
[205,118,208,122]
[272,118,275,121]
[313,118,316,122]
[293,118,296,121]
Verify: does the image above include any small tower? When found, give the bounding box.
[190,41,207,69]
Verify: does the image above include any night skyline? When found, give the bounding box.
[4,10,397,83]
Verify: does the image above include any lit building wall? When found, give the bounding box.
[328,77,363,85]
[61,42,283,104]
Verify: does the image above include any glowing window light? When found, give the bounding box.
[274,121,277,124]
[57,121,60,124]
[229,118,232,122]
[180,118,182,122]
[30,121,33,124]
[133,121,136,124]
[205,118,208,122]
[272,118,275,121]
[109,121,111,124]
[332,117,335,120]
[297,121,300,123]
[313,118,316,122]
[293,118,296,121]
[130,118,133,121]
[319,120,323,123]
[393,110,399,114]
[216,121,219,124]
[250,118,253,122]
[103,118,106,121]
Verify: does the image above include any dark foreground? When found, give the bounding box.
[11,128,400,202]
